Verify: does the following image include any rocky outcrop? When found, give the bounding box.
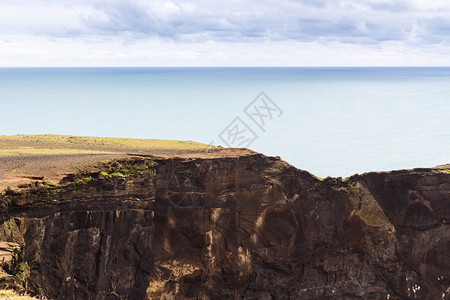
[0,241,21,287]
[0,154,449,299]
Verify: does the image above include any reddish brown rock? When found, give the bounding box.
[0,154,449,299]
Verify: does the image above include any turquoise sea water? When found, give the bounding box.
[1,67,450,177]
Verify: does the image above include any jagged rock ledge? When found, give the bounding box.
[0,153,449,299]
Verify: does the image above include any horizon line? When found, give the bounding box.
[1,66,450,68]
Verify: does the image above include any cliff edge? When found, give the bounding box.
[0,135,449,299]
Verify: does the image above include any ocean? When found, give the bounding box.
[1,67,449,178]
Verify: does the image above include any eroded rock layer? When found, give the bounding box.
[0,154,449,299]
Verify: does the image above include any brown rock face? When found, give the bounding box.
[0,154,449,299]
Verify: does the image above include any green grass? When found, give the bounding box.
[441,169,450,174]
[109,172,125,178]
[100,171,110,178]
[358,206,389,227]
[106,159,155,176]
[14,262,30,288]
[83,176,94,183]
[340,182,361,197]
[0,148,116,157]
[44,181,59,188]
[0,134,213,154]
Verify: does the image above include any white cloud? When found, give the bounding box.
[1,0,450,66]
[2,35,450,67]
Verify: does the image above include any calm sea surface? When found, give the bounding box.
[1,67,449,177]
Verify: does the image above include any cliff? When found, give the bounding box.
[0,151,449,299]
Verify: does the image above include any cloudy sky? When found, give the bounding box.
[1,0,450,66]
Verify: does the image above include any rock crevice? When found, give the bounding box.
[0,154,448,299]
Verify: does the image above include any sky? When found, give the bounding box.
[1,0,450,66]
